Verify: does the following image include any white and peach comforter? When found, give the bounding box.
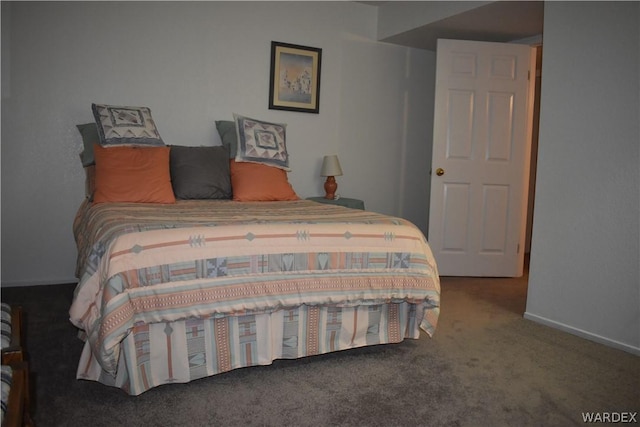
[70,199,440,394]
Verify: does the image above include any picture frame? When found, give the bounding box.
[269,41,322,114]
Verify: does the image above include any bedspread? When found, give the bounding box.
[70,200,440,376]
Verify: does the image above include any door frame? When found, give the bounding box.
[525,44,542,255]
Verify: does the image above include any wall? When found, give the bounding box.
[376,1,491,41]
[525,1,640,354]
[0,1,437,286]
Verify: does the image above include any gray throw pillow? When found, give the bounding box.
[215,120,237,159]
[77,123,99,166]
[170,145,232,200]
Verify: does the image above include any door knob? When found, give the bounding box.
[435,168,445,176]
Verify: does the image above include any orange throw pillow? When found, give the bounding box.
[93,144,175,204]
[230,160,299,201]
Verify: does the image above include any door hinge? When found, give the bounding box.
[517,243,520,254]
[527,70,530,81]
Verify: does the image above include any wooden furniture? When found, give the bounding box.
[2,306,24,365]
[306,196,365,210]
[2,363,29,427]
[1,305,34,427]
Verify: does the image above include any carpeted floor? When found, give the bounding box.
[1,272,638,427]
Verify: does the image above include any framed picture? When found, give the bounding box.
[269,41,322,114]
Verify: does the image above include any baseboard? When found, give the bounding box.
[524,312,640,356]
[0,277,78,288]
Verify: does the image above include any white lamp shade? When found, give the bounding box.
[320,155,343,177]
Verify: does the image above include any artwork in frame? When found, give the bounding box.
[269,41,322,114]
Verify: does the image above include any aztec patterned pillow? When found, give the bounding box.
[233,113,289,171]
[92,103,165,147]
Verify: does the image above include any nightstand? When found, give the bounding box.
[306,196,365,210]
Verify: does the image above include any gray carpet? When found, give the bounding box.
[1,273,638,427]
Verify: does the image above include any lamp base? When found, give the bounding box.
[324,176,337,200]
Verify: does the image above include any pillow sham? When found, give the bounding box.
[233,113,289,170]
[92,103,165,147]
[230,160,298,202]
[77,122,100,166]
[215,120,237,159]
[93,144,175,204]
[170,145,232,200]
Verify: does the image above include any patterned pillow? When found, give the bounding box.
[233,113,289,171]
[92,103,165,147]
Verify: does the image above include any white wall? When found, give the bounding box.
[376,1,491,40]
[525,1,640,354]
[0,1,437,286]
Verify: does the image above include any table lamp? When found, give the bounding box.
[320,155,343,200]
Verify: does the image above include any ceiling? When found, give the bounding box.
[363,1,544,51]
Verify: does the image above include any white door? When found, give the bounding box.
[428,39,532,277]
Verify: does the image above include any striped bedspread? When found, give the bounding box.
[70,199,440,377]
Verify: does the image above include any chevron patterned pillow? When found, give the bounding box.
[233,113,289,171]
[92,103,165,148]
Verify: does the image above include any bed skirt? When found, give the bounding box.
[76,301,425,395]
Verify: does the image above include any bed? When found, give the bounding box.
[69,106,441,395]
[70,199,440,395]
